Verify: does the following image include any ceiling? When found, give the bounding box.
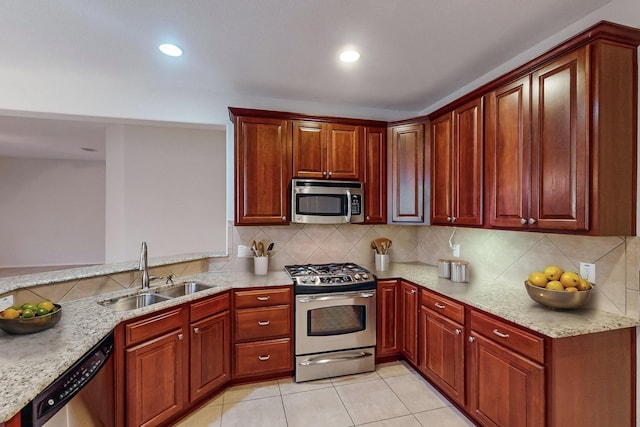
[0,0,615,159]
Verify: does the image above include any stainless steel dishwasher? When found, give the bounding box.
[21,331,115,427]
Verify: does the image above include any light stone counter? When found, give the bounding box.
[1,263,638,422]
[373,263,640,338]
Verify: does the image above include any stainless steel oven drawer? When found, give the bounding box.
[295,346,375,382]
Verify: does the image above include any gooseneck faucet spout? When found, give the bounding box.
[140,241,149,290]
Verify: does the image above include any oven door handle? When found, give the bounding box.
[297,292,375,303]
[298,351,373,366]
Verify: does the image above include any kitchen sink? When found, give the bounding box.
[156,281,214,298]
[98,292,172,312]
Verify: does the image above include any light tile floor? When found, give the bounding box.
[175,361,475,427]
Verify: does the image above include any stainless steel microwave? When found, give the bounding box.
[291,179,364,224]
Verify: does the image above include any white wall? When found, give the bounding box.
[105,124,226,262]
[0,157,105,266]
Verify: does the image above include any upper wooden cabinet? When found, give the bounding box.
[232,113,292,225]
[364,126,387,223]
[293,121,363,180]
[390,122,425,223]
[431,98,483,226]
[486,35,638,234]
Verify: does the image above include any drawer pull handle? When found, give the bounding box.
[493,329,510,339]
[434,302,446,309]
[258,321,270,326]
[193,327,200,334]
[455,328,462,335]
[257,296,271,301]
[178,333,184,340]
[258,355,271,361]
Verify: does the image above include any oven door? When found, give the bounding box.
[295,290,376,355]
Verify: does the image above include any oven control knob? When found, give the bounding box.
[354,274,361,280]
[362,274,368,280]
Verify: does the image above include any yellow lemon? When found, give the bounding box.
[1,308,20,319]
[564,286,578,292]
[37,301,54,312]
[577,279,592,291]
[527,272,548,287]
[560,271,581,288]
[546,281,564,291]
[544,265,564,281]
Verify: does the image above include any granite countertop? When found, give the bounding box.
[1,262,638,422]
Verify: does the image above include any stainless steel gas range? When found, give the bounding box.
[285,262,377,382]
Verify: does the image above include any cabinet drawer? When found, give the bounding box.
[235,305,291,341]
[125,308,184,347]
[421,290,465,324]
[234,338,292,377]
[191,291,230,322]
[234,287,291,309]
[470,310,544,363]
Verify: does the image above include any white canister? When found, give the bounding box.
[254,256,269,275]
[375,253,390,271]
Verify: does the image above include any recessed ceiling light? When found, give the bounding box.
[159,43,183,57]
[339,49,360,63]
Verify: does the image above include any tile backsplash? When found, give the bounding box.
[217,221,639,319]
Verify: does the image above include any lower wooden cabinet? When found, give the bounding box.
[418,290,465,406]
[376,280,400,359]
[399,281,418,364]
[120,292,231,427]
[232,286,293,380]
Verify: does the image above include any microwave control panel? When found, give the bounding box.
[351,194,362,215]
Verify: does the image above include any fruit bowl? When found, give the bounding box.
[0,304,62,335]
[524,281,592,309]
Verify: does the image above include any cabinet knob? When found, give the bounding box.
[178,333,184,340]
[447,216,453,222]
[366,216,371,220]
[258,355,271,361]
[328,171,332,177]
[257,321,270,326]
[520,218,528,225]
[282,216,287,221]
[193,327,200,334]
[411,289,417,294]
[468,336,475,343]
[455,329,462,335]
[322,171,327,176]
[528,218,537,225]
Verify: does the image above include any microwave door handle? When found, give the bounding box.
[345,190,352,223]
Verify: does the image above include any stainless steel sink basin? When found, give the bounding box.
[98,292,172,312]
[156,281,213,298]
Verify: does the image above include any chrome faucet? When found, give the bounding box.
[139,241,150,290]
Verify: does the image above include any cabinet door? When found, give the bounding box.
[531,47,588,231]
[390,123,425,222]
[430,113,454,224]
[293,121,326,179]
[376,280,399,358]
[468,331,544,427]
[419,309,465,406]
[364,126,387,223]
[454,98,483,225]
[327,123,362,180]
[485,76,531,229]
[126,330,188,427]
[190,310,231,401]
[399,281,418,364]
[235,116,291,225]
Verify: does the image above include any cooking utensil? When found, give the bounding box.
[251,240,258,256]
[373,238,392,254]
[266,242,274,255]
[257,241,265,257]
[371,241,378,253]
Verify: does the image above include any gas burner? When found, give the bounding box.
[285,262,376,294]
